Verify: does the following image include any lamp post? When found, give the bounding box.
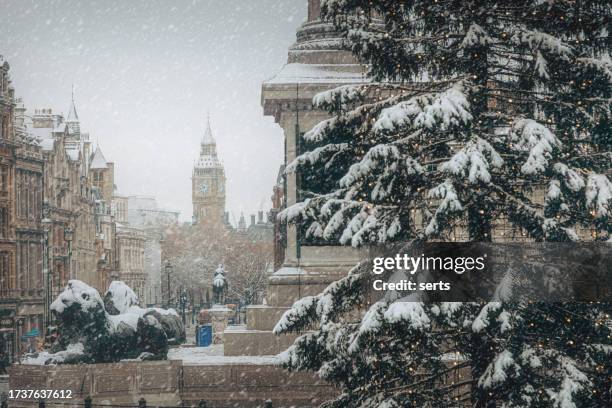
[42,217,52,332]
[64,227,73,282]
[179,288,187,326]
[164,261,172,308]
[16,318,24,363]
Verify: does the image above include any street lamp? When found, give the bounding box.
[16,318,24,363]
[42,217,52,332]
[179,288,187,326]
[64,227,73,282]
[164,261,172,308]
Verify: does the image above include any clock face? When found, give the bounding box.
[199,183,209,194]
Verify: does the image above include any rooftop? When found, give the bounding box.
[90,146,108,169]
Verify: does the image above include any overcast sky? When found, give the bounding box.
[0,0,305,223]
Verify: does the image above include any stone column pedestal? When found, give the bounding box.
[206,305,233,344]
[224,246,364,356]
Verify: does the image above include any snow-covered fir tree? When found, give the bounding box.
[275,1,612,407]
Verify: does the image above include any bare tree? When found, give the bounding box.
[161,223,272,307]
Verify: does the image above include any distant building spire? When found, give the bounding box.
[66,84,81,138]
[67,84,79,122]
[202,111,215,145]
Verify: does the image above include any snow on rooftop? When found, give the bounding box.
[90,146,108,169]
[66,148,79,161]
[30,127,52,140]
[265,63,366,85]
[38,138,55,151]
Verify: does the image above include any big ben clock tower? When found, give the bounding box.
[192,115,226,225]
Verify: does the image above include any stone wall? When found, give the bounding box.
[8,359,335,408]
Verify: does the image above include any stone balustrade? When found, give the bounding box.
[8,358,335,408]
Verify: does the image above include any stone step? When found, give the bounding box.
[224,328,297,356]
[246,305,289,331]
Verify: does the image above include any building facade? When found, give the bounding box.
[127,195,179,306]
[192,117,226,226]
[90,146,117,292]
[13,100,45,356]
[31,102,97,296]
[0,57,21,362]
[115,225,146,301]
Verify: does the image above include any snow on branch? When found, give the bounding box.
[348,301,387,353]
[460,23,494,48]
[428,180,463,212]
[303,117,339,143]
[440,138,503,184]
[576,57,612,83]
[384,302,431,330]
[317,272,367,324]
[274,271,367,335]
[513,28,574,61]
[546,355,592,408]
[510,119,561,175]
[552,163,585,192]
[286,143,348,173]
[425,180,463,237]
[322,200,363,240]
[373,84,472,134]
[478,350,520,389]
[535,51,550,80]
[545,179,563,204]
[274,295,321,334]
[471,302,502,333]
[585,174,612,217]
[339,144,402,188]
[278,200,309,224]
[313,84,367,112]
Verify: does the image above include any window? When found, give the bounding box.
[0,165,8,192]
[18,243,27,290]
[0,207,8,238]
[0,252,10,292]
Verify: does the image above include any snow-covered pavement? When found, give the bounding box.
[167,345,279,365]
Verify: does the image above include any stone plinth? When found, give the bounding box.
[246,305,288,331]
[224,326,298,356]
[224,246,364,356]
[206,305,233,344]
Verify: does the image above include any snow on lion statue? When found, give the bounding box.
[24,280,185,365]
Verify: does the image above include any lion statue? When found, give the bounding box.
[24,280,185,365]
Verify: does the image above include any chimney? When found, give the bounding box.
[258,211,264,223]
[32,108,55,128]
[250,214,256,226]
